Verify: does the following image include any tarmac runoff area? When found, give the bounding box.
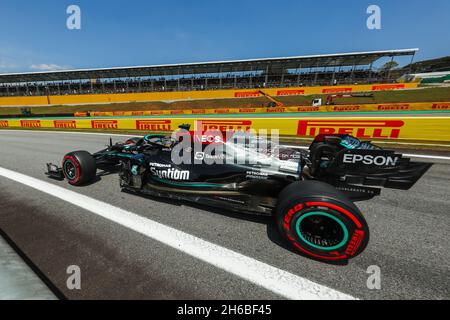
[0,130,449,300]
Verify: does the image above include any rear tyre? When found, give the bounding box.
[275,181,369,262]
[62,151,97,186]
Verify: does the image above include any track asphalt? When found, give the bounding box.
[0,130,448,299]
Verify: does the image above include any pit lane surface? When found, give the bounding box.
[0,130,449,300]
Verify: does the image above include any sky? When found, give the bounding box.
[0,0,449,73]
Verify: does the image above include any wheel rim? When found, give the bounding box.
[63,159,78,180]
[295,211,349,251]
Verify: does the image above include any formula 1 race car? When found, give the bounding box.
[46,125,431,262]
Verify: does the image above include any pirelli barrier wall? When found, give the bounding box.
[2,116,450,143]
[0,83,418,106]
[81,101,450,117]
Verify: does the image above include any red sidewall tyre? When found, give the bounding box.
[276,181,369,262]
[62,151,96,186]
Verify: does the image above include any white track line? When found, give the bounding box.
[369,141,450,147]
[0,166,355,300]
[0,129,138,138]
[402,154,450,160]
[283,145,450,161]
[2,129,449,161]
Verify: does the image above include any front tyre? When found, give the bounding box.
[62,151,97,186]
[275,181,369,262]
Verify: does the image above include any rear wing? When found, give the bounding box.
[328,149,432,190]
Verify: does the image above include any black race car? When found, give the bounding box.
[46,125,431,262]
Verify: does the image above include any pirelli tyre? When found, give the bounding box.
[275,181,369,262]
[62,151,97,186]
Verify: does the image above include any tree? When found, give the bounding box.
[380,61,399,71]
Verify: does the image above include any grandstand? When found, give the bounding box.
[402,56,450,74]
[0,49,418,97]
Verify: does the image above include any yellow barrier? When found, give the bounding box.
[2,115,450,143]
[84,102,450,117]
[0,96,49,106]
[0,83,419,106]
